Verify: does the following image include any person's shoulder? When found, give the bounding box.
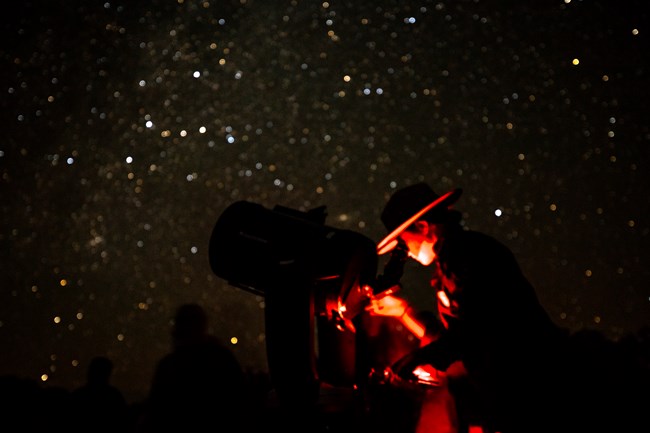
[451,229,516,263]
[187,336,236,359]
[70,385,88,399]
[153,351,179,373]
[455,228,506,248]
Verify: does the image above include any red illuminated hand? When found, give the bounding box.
[383,362,444,388]
[412,364,444,386]
[365,294,409,318]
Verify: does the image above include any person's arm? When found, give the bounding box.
[400,307,426,339]
[365,294,426,339]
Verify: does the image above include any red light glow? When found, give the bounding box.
[437,290,450,308]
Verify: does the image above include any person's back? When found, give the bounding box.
[440,229,649,432]
[139,303,248,432]
[149,335,246,421]
[434,229,563,364]
[70,356,128,433]
[433,228,569,432]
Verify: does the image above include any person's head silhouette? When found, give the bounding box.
[171,303,209,346]
[86,356,114,386]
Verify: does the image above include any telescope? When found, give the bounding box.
[208,200,380,409]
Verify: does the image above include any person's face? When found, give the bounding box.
[399,220,440,266]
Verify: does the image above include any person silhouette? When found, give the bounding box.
[137,303,248,433]
[366,183,572,433]
[70,355,128,433]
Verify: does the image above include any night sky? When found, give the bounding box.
[1,0,649,403]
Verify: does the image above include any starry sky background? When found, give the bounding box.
[1,0,648,403]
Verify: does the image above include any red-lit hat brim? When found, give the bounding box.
[376,188,462,255]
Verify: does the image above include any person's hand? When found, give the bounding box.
[391,340,456,380]
[390,350,427,381]
[411,364,444,386]
[365,294,409,318]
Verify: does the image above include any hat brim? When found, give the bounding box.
[376,188,462,255]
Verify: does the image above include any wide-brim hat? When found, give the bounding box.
[377,183,462,255]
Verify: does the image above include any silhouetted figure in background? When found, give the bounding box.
[558,327,650,433]
[137,303,248,433]
[41,384,73,430]
[70,355,128,433]
[0,375,72,430]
